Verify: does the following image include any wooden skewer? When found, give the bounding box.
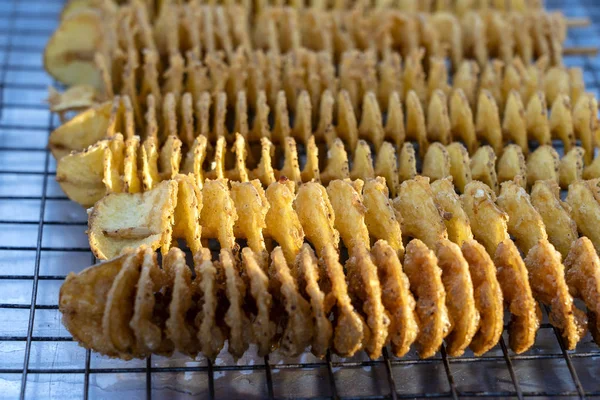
[563,47,598,56]
[566,18,590,28]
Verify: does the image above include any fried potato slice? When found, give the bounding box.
[56,139,109,207]
[194,248,225,360]
[295,181,340,256]
[231,180,269,259]
[497,144,527,186]
[461,181,509,256]
[363,178,404,257]
[327,179,370,254]
[164,247,200,357]
[394,176,448,248]
[461,240,504,355]
[242,247,276,356]
[270,247,313,356]
[102,247,143,357]
[398,142,418,183]
[403,239,449,358]
[345,241,389,359]
[422,142,451,182]
[564,237,600,345]
[566,179,600,253]
[123,136,141,194]
[371,240,418,357]
[494,239,539,354]
[48,84,96,115]
[200,179,238,250]
[59,249,134,358]
[527,145,559,187]
[221,248,251,359]
[265,179,305,265]
[321,244,364,357]
[497,180,548,255]
[172,174,203,254]
[559,147,585,189]
[470,145,498,194]
[446,142,472,193]
[475,90,503,154]
[435,239,479,357]
[524,239,588,350]
[449,88,477,154]
[88,180,178,260]
[431,178,473,247]
[296,244,333,358]
[531,180,578,258]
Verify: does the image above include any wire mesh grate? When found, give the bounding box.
[0,0,599,398]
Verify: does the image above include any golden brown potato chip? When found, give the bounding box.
[321,138,350,185]
[363,178,404,257]
[374,142,400,197]
[350,141,374,181]
[564,237,600,345]
[435,239,479,357]
[461,181,509,257]
[446,142,472,193]
[524,239,588,350]
[88,180,178,260]
[494,239,539,354]
[172,174,203,254]
[475,90,503,154]
[527,145,560,187]
[549,94,575,153]
[497,144,527,186]
[398,142,418,183]
[123,136,141,194]
[48,84,96,115]
[231,180,269,258]
[405,90,428,157]
[403,239,449,358]
[526,91,551,146]
[461,239,504,355]
[573,94,598,166]
[559,147,585,189]
[502,90,528,154]
[497,180,548,255]
[200,179,238,250]
[422,142,451,182]
[327,179,370,254]
[470,145,498,194]
[449,88,477,154]
[566,179,600,253]
[431,178,473,247]
[394,176,448,248]
[426,90,451,145]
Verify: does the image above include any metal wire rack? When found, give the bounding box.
[0,0,600,399]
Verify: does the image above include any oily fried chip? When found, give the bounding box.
[431,178,473,247]
[461,181,509,256]
[220,248,251,359]
[264,179,305,265]
[497,180,548,255]
[172,174,203,254]
[270,246,313,356]
[374,142,400,197]
[403,239,449,359]
[475,90,503,154]
[393,176,448,248]
[398,142,417,183]
[48,84,96,115]
[573,94,598,166]
[566,179,600,253]
[502,90,528,154]
[321,244,364,357]
[497,144,527,186]
[296,244,333,358]
[564,237,600,345]
[123,136,141,194]
[131,247,173,356]
[422,142,451,182]
[435,239,479,357]
[494,239,539,354]
[231,180,269,258]
[526,91,551,146]
[550,95,575,153]
[242,247,276,357]
[449,88,477,154]
[531,180,578,258]
[363,178,404,257]
[470,145,499,194]
[88,180,178,260]
[194,248,225,360]
[371,240,418,357]
[345,241,390,359]
[461,239,504,356]
[446,142,472,194]
[295,181,340,255]
[102,247,143,357]
[524,239,588,350]
[350,141,374,182]
[200,179,238,250]
[59,249,134,358]
[327,179,370,254]
[527,145,559,187]
[559,147,585,189]
[56,139,109,207]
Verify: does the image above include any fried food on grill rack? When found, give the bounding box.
[431,178,473,246]
[567,179,600,254]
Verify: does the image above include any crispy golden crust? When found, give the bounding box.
[200,179,238,250]
[295,182,339,256]
[494,239,539,354]
[431,178,474,247]
[221,249,251,359]
[461,240,504,356]
[327,179,370,254]
[435,239,479,357]
[363,178,404,257]
[566,179,600,253]
[403,239,449,358]
[524,239,587,350]
[231,180,270,256]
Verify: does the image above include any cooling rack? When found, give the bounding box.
[0,0,600,399]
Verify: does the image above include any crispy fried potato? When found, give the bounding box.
[231,180,269,258]
[494,239,539,354]
[363,178,404,257]
[48,84,96,115]
[431,178,473,247]
[564,237,600,345]
[531,180,578,258]
[200,179,238,250]
[394,176,448,248]
[461,181,509,256]
[497,144,527,186]
[559,147,584,189]
[470,145,498,194]
[527,145,559,187]
[497,180,548,255]
[403,239,449,358]
[123,136,141,194]
[566,179,600,253]
[475,90,503,154]
[462,240,504,355]
[449,88,477,154]
[436,239,479,357]
[422,142,451,182]
[327,179,370,254]
[88,180,178,260]
[446,142,472,193]
[502,90,528,154]
[524,239,588,350]
[270,247,313,356]
[172,174,203,253]
[398,142,417,183]
[371,240,418,357]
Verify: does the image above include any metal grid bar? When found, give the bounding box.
[0,0,599,399]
